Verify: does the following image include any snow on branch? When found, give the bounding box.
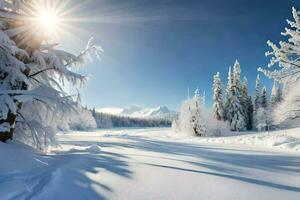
[260,7,300,86]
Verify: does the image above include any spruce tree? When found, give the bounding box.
[233,60,241,91]
[191,89,206,136]
[224,66,233,121]
[256,86,270,131]
[242,78,253,130]
[270,82,278,108]
[261,86,268,109]
[276,86,283,104]
[226,61,247,131]
[253,75,261,129]
[212,72,224,121]
[254,75,261,111]
[247,96,254,130]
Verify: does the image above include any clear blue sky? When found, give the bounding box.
[63,0,300,110]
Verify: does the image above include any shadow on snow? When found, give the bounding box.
[96,135,300,193]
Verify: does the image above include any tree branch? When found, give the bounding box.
[28,67,54,78]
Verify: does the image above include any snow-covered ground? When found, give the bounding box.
[1,128,300,200]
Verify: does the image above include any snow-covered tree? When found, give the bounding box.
[276,86,283,104]
[256,86,271,131]
[256,107,270,132]
[256,7,300,126]
[233,60,241,90]
[253,74,261,129]
[191,89,206,136]
[272,81,300,126]
[258,7,300,86]
[254,75,261,111]
[226,95,247,131]
[270,82,283,108]
[173,89,207,136]
[270,82,277,107]
[276,86,283,103]
[0,1,102,149]
[67,105,97,131]
[242,78,253,130]
[212,72,224,121]
[175,98,193,135]
[269,82,284,129]
[261,86,268,109]
[224,66,233,121]
[225,61,247,131]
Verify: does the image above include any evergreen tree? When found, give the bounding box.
[270,82,284,129]
[224,66,233,121]
[242,78,253,130]
[261,86,268,109]
[253,74,261,130]
[276,86,283,104]
[233,60,241,91]
[226,61,247,131]
[175,89,206,136]
[254,75,261,111]
[191,89,206,136]
[247,96,254,130]
[270,82,279,108]
[212,72,224,121]
[256,86,271,131]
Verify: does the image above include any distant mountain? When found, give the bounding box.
[97,106,178,120]
[96,107,124,115]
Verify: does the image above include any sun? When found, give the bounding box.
[35,8,61,36]
[25,0,67,39]
[11,0,95,45]
[37,10,59,32]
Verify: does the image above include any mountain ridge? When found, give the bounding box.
[97,105,178,120]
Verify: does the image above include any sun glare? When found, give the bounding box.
[17,0,95,44]
[36,9,60,34]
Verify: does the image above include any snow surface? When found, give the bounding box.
[1,128,300,200]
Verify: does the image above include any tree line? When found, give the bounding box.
[91,109,172,128]
[212,61,283,132]
[175,7,300,136]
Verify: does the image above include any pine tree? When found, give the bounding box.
[191,89,206,136]
[175,89,206,136]
[212,72,224,121]
[242,78,253,130]
[224,66,233,121]
[270,82,279,108]
[254,75,260,111]
[247,96,254,130]
[276,86,283,104]
[233,60,241,91]
[261,86,268,109]
[225,62,247,131]
[253,74,261,130]
[256,86,271,131]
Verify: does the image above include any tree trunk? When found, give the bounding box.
[0,112,17,142]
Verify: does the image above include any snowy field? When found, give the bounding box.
[1,128,300,200]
